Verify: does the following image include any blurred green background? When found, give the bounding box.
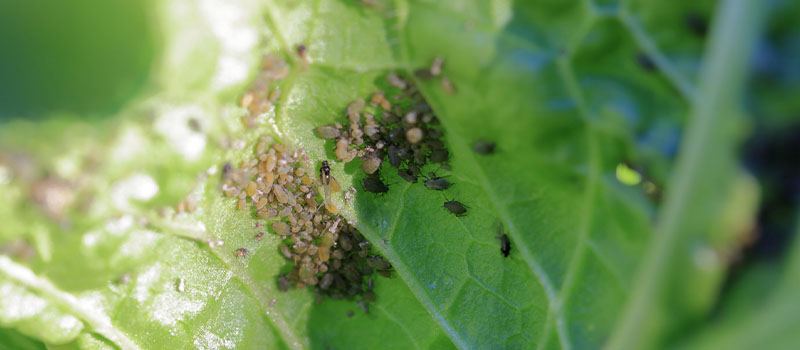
[0,0,156,119]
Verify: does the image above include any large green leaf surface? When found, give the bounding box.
[0,0,789,349]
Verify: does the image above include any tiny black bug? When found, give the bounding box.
[362,176,389,194]
[496,223,511,257]
[685,12,708,37]
[429,149,449,163]
[636,53,656,71]
[443,199,467,217]
[397,167,418,183]
[473,141,496,155]
[499,234,511,257]
[423,175,452,191]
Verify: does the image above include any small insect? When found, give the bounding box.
[429,149,449,163]
[176,278,186,292]
[414,68,433,80]
[685,12,708,37]
[366,255,392,270]
[636,53,656,71]
[277,274,291,292]
[430,56,444,77]
[254,232,265,241]
[473,140,496,155]
[187,118,202,132]
[440,77,455,95]
[234,248,248,258]
[423,175,452,191]
[221,162,232,179]
[397,168,418,183]
[443,199,468,217]
[362,176,389,194]
[297,44,307,59]
[497,223,511,257]
[319,160,341,214]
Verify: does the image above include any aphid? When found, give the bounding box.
[366,255,392,270]
[473,141,496,155]
[235,248,249,258]
[685,12,708,37]
[430,56,444,77]
[221,162,233,179]
[316,125,340,139]
[406,127,423,144]
[387,73,408,90]
[361,156,381,175]
[423,176,452,191]
[297,44,307,59]
[414,68,433,80]
[278,274,291,291]
[429,149,449,163]
[397,168,418,183]
[387,145,401,168]
[176,278,186,292]
[362,176,389,194]
[188,118,202,132]
[254,232,265,241]
[443,199,468,217]
[636,53,656,71]
[440,77,455,95]
[272,221,290,236]
[347,310,355,318]
[497,223,511,257]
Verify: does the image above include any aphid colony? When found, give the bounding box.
[239,54,289,128]
[220,136,391,307]
[314,63,452,194]
[313,57,510,256]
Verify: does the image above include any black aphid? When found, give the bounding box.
[387,145,402,167]
[636,53,656,71]
[424,176,452,191]
[221,162,232,178]
[499,234,511,257]
[496,222,511,257]
[429,149,449,163]
[366,255,392,270]
[685,12,708,37]
[362,176,389,194]
[397,168,418,183]
[278,274,291,291]
[414,68,433,80]
[473,141,496,155]
[443,200,468,217]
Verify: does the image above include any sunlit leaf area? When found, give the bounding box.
[1,0,799,349]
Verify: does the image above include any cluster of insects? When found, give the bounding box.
[220,136,391,309]
[315,57,511,257]
[239,54,289,128]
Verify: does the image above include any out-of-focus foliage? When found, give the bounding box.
[0,0,798,349]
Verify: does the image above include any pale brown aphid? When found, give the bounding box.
[430,56,444,77]
[440,77,455,95]
[235,248,248,258]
